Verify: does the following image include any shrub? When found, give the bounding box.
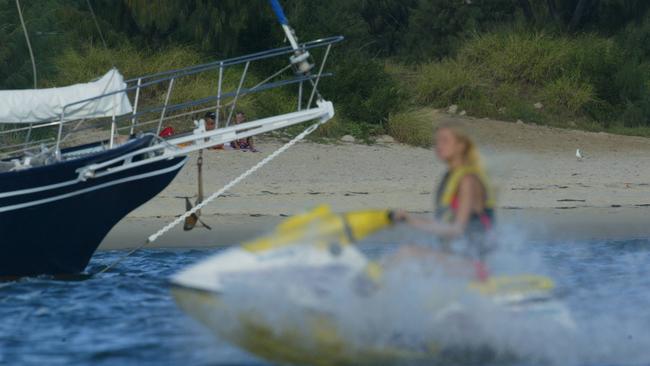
[401,27,650,129]
[542,76,595,116]
[49,44,283,118]
[320,51,403,126]
[415,60,483,106]
[387,109,434,148]
[459,31,571,85]
[402,0,516,60]
[566,35,622,105]
[621,101,646,127]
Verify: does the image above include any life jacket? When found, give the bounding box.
[435,166,496,273]
[435,165,495,231]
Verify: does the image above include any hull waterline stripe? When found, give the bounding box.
[0,158,187,213]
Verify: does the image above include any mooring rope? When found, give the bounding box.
[96,120,323,274]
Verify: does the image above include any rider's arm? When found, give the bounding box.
[404,175,480,239]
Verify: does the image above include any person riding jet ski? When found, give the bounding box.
[392,122,495,280]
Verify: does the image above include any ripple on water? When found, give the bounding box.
[1,240,650,366]
[0,249,264,366]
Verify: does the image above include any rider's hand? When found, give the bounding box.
[390,209,409,223]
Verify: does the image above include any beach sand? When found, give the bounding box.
[100,110,650,249]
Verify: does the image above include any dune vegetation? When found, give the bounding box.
[4,1,650,146]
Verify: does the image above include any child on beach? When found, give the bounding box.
[230,111,258,152]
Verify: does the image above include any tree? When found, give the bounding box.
[547,0,560,21]
[569,0,594,30]
[119,0,277,56]
[404,0,516,60]
[518,0,535,22]
[357,0,417,56]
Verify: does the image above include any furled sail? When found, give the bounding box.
[0,69,133,123]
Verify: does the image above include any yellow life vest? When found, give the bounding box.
[436,165,495,222]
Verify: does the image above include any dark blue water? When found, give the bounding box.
[1,239,650,366]
[0,249,264,366]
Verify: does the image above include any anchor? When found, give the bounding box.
[180,149,212,231]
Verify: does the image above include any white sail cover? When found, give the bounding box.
[0,69,133,123]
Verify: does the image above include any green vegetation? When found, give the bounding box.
[5,1,650,145]
[388,109,435,148]
[410,26,650,130]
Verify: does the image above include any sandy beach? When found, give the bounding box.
[100,110,650,249]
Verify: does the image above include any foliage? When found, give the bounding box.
[541,76,595,115]
[403,0,516,60]
[6,0,650,144]
[320,51,403,126]
[387,109,434,148]
[118,0,277,56]
[411,28,650,128]
[458,32,573,85]
[0,0,128,89]
[415,60,483,107]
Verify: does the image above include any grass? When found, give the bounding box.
[398,29,650,135]
[379,30,650,143]
[45,43,304,135]
[415,60,484,107]
[541,76,595,116]
[383,28,650,147]
[387,109,434,148]
[458,32,573,85]
[36,29,650,148]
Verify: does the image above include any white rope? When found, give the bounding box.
[97,120,322,275]
[148,121,323,243]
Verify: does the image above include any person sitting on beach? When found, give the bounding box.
[230,111,258,152]
[392,122,495,280]
[205,111,217,131]
[203,111,224,150]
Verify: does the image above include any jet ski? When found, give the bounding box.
[170,205,575,365]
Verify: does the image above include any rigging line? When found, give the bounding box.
[15,0,36,89]
[15,0,36,144]
[85,0,114,66]
[95,120,325,275]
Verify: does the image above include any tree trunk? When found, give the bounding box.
[569,0,591,30]
[546,0,559,21]
[518,0,535,23]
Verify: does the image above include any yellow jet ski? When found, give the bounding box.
[170,205,575,366]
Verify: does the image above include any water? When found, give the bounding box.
[1,238,650,366]
[0,249,264,366]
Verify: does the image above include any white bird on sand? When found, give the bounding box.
[576,149,583,161]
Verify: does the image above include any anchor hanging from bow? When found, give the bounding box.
[179,149,212,231]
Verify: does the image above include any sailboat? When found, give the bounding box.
[0,0,340,277]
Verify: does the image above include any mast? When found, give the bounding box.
[267,0,313,74]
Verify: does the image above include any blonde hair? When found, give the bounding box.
[436,123,483,170]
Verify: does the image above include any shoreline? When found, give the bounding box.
[100,206,650,250]
[100,112,650,250]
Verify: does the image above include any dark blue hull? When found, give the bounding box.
[0,135,186,277]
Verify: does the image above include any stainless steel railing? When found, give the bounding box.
[0,36,342,159]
